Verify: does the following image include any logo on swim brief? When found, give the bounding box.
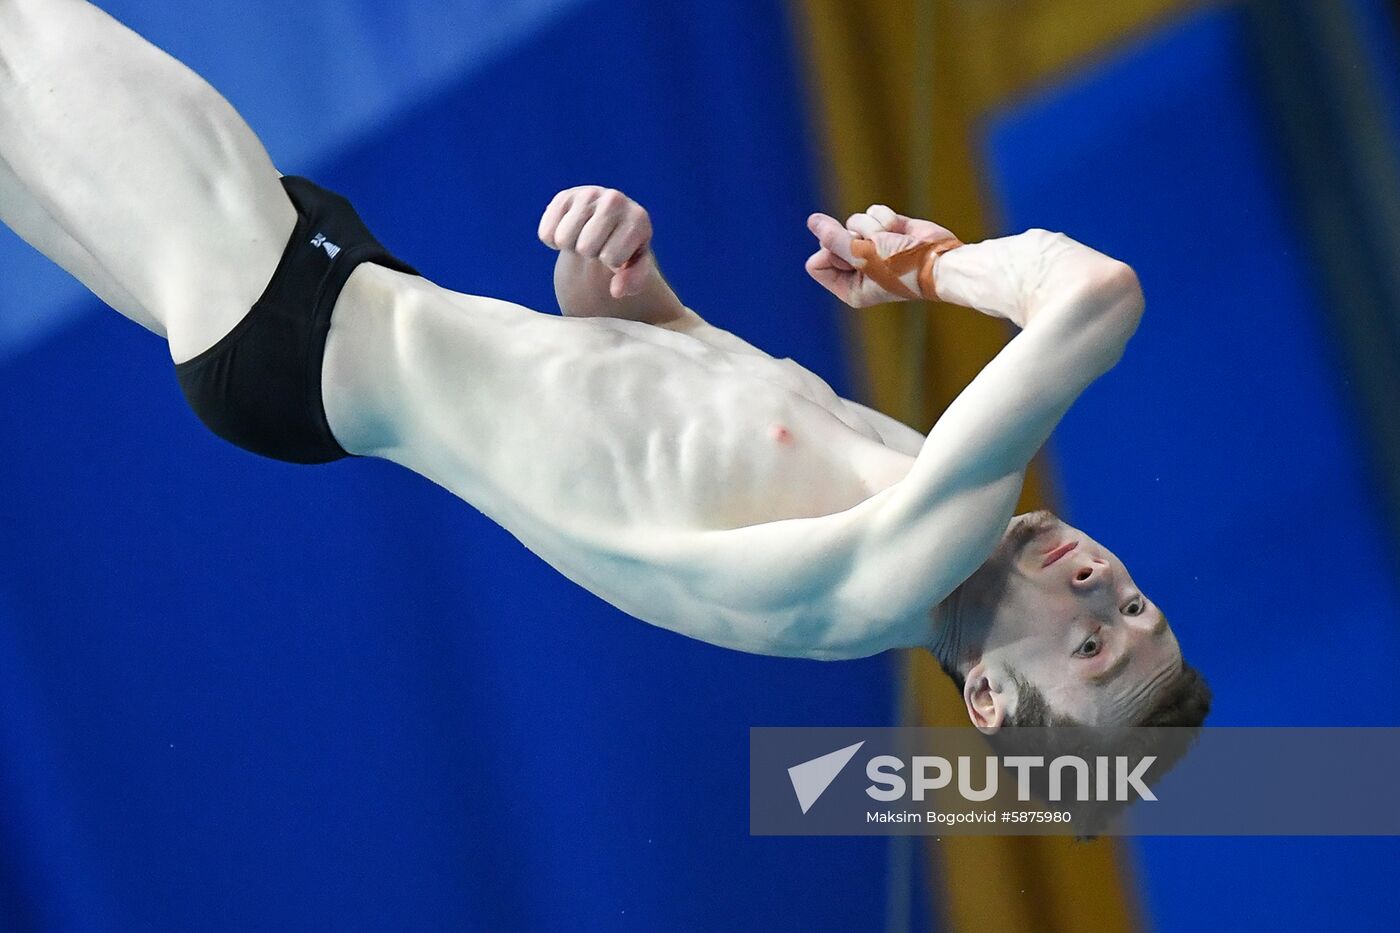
[310,232,342,260]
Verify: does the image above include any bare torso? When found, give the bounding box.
[326,265,916,647]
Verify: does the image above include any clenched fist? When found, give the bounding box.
[538,186,654,298]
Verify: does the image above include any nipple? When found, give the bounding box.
[769,424,793,445]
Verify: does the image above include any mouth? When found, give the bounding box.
[1041,540,1079,568]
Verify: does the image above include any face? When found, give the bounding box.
[949,510,1183,729]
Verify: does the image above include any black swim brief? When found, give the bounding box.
[175,176,419,464]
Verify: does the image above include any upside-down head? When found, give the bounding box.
[932,510,1211,732]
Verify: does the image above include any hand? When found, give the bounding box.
[805,205,961,308]
[538,186,655,298]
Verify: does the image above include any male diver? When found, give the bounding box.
[0,0,1209,733]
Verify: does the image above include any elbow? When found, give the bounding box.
[1029,230,1144,314]
[1089,260,1145,340]
[1108,261,1146,320]
[1107,263,1145,353]
[1066,261,1145,372]
[1088,260,1146,321]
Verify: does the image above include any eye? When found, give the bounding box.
[1123,596,1146,616]
[1074,630,1103,658]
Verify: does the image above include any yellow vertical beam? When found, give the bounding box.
[789,0,1204,930]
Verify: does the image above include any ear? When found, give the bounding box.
[962,661,1008,735]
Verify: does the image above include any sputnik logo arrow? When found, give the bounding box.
[787,741,865,814]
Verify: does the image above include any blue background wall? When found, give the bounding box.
[0,1,901,930]
[5,1,1400,930]
[986,4,1400,929]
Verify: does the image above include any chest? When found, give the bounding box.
[473,316,901,532]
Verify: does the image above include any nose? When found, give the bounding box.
[1069,558,1110,590]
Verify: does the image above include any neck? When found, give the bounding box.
[928,597,966,673]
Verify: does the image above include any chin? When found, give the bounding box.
[992,510,1060,566]
[1011,510,1061,534]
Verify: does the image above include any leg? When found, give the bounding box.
[0,0,295,362]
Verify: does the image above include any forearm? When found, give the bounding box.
[553,250,686,324]
[933,227,1139,332]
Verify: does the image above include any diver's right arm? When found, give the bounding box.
[801,210,1145,621]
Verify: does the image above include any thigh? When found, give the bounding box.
[0,0,295,361]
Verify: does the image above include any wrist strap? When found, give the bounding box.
[850,235,963,301]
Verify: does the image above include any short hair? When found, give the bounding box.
[996,665,1211,836]
[934,655,1213,836]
